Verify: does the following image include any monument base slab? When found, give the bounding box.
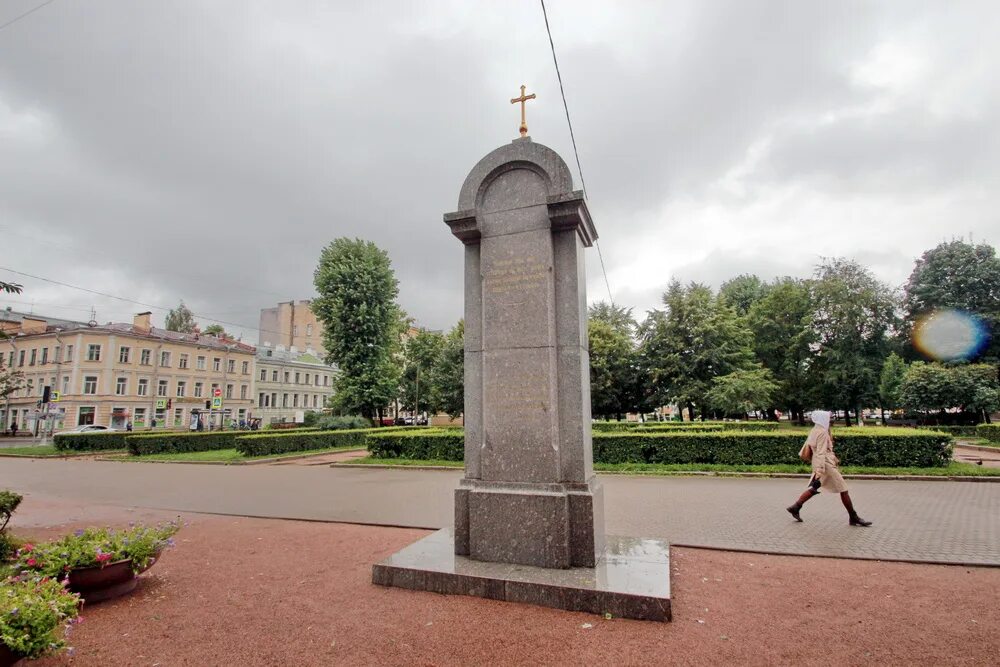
[372,528,671,622]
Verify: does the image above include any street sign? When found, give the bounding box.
[50,391,61,402]
[213,388,222,398]
[156,399,167,409]
[211,397,222,409]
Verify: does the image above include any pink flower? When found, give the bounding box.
[26,558,37,567]
[96,552,112,564]
[22,543,34,552]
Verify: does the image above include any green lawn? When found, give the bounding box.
[0,445,63,457]
[345,457,999,477]
[120,445,366,464]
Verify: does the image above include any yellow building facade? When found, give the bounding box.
[1,312,255,433]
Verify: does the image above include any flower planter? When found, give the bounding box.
[0,643,24,667]
[67,558,137,603]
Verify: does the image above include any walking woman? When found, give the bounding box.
[786,410,872,526]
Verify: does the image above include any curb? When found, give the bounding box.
[330,462,1000,482]
[954,443,1000,454]
[95,448,369,466]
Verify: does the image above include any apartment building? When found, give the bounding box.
[255,346,336,424]
[1,311,256,433]
[258,300,325,357]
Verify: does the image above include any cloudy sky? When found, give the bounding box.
[1,1,997,342]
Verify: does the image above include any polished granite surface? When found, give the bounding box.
[373,528,671,621]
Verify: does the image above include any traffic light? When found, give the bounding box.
[205,400,211,410]
[41,385,51,403]
[167,399,172,409]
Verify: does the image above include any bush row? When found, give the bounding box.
[978,424,1000,443]
[126,430,253,455]
[53,431,130,451]
[916,425,981,437]
[592,421,780,433]
[365,427,952,468]
[233,425,419,457]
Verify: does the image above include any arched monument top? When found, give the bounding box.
[457,137,575,211]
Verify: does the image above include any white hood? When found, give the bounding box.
[811,410,832,429]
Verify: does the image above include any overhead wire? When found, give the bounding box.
[0,0,58,33]
[539,0,614,308]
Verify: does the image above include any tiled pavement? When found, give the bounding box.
[1,458,996,566]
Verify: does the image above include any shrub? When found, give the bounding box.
[593,428,951,467]
[0,490,21,533]
[313,415,372,431]
[367,429,465,461]
[236,428,373,457]
[917,425,981,437]
[53,431,129,451]
[124,429,301,455]
[0,574,80,660]
[978,424,1000,443]
[591,422,644,432]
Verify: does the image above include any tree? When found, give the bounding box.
[900,362,999,423]
[952,364,1000,423]
[202,324,231,338]
[877,353,907,423]
[811,259,899,425]
[431,320,465,419]
[312,238,403,421]
[904,240,1000,361]
[719,274,767,317]
[0,366,25,403]
[706,366,778,418]
[165,301,196,333]
[588,319,634,420]
[640,280,755,421]
[746,278,817,423]
[399,329,445,414]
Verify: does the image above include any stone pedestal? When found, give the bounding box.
[373,136,670,621]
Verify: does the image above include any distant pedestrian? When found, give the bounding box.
[10,422,17,438]
[786,410,872,526]
[150,418,157,429]
[126,421,133,432]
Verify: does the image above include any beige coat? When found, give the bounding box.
[805,426,848,493]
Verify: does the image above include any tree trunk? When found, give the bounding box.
[844,407,852,427]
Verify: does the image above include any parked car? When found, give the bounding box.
[57,424,120,434]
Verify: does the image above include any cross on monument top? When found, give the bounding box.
[510,84,536,137]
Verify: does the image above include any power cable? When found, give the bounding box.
[0,266,289,342]
[539,0,615,307]
[0,0,58,33]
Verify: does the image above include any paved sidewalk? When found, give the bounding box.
[1,458,997,565]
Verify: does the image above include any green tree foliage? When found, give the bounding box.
[877,353,908,420]
[589,302,647,420]
[719,274,767,317]
[899,362,999,421]
[432,320,465,419]
[313,238,403,420]
[202,324,228,338]
[640,280,755,420]
[399,329,445,413]
[165,301,196,333]
[706,366,779,417]
[904,240,1000,361]
[811,259,899,424]
[746,277,816,423]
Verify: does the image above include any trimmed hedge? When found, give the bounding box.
[236,428,371,457]
[53,431,130,451]
[367,428,464,461]
[978,424,1000,443]
[126,428,320,455]
[365,427,951,468]
[917,425,981,437]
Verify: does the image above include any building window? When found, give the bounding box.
[179,353,189,369]
[305,373,311,385]
[115,377,127,395]
[53,346,60,362]
[292,394,299,407]
[40,348,48,365]
[293,325,299,336]
[77,406,95,426]
[7,351,13,367]
[241,360,249,374]
[213,358,221,372]
[154,408,166,426]
[258,392,265,407]
[87,344,101,361]
[306,324,313,336]
[211,383,219,395]
[194,382,203,398]
[160,351,170,367]
[197,356,206,370]
[83,376,98,394]
[227,359,235,373]
[133,407,147,427]
[173,407,184,428]
[176,381,186,397]
[282,393,288,407]
[62,376,69,393]
[272,370,278,382]
[29,349,36,366]
[294,372,300,384]
[312,394,318,408]
[260,369,266,381]
[137,378,149,396]
[240,384,248,400]
[119,346,131,363]
[226,384,234,399]
[140,349,151,365]
[270,392,277,407]
[17,350,25,367]
[157,380,168,397]
[65,345,74,361]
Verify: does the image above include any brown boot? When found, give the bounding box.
[786,489,816,522]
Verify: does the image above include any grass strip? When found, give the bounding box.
[122,445,365,463]
[0,445,63,457]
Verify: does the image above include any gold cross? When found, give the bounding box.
[510,84,536,137]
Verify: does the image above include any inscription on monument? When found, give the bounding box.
[484,257,548,296]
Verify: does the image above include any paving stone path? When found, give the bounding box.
[1,458,996,566]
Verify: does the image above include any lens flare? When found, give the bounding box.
[913,309,989,361]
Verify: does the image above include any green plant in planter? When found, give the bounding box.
[14,520,181,578]
[1,574,81,660]
[0,490,23,563]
